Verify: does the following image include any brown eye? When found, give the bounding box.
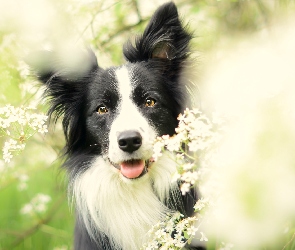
[97,105,108,114]
[145,98,156,107]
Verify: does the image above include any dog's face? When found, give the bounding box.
[85,63,179,178]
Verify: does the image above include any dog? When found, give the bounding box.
[31,2,203,249]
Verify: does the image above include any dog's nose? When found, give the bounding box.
[117,130,142,153]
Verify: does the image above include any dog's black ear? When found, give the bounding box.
[123,2,191,67]
[28,48,98,119]
[27,48,99,153]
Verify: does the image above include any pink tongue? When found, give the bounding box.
[120,160,145,179]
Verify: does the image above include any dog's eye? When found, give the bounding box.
[97,105,108,114]
[145,98,156,107]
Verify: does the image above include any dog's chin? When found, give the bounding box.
[110,158,154,179]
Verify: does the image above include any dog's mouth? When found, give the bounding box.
[110,159,154,179]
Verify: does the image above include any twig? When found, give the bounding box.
[0,229,23,237]
[76,1,119,43]
[282,231,295,250]
[100,18,148,47]
[255,0,271,27]
[4,193,66,250]
[132,0,142,21]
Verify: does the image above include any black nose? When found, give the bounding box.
[117,130,142,153]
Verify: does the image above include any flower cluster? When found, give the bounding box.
[20,193,51,216]
[218,242,234,250]
[2,139,25,164]
[53,246,68,250]
[142,212,208,250]
[144,108,220,249]
[0,105,48,163]
[17,173,29,191]
[153,108,220,195]
[194,198,210,212]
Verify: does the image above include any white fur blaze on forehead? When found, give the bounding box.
[113,66,140,131]
[115,66,132,100]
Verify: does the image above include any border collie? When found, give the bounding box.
[32,2,202,249]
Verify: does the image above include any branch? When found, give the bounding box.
[76,1,119,43]
[4,193,67,250]
[100,18,148,48]
[282,231,295,250]
[132,0,142,21]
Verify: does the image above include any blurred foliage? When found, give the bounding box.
[0,0,295,249]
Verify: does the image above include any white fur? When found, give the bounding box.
[108,66,157,163]
[72,153,178,250]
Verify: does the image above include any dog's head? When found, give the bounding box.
[30,2,192,179]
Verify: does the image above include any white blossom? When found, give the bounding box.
[53,246,68,250]
[200,232,208,242]
[218,242,234,250]
[0,105,48,163]
[187,225,198,236]
[17,174,29,191]
[20,193,51,216]
[180,182,191,195]
[194,198,209,211]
